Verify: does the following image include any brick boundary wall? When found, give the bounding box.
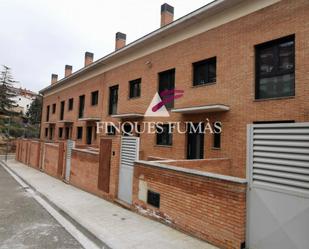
[68,136,121,200]
[163,158,233,175]
[15,137,121,202]
[42,142,65,179]
[15,138,247,248]
[133,161,247,249]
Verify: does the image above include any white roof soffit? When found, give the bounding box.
[40,0,280,95]
[78,117,101,121]
[57,120,73,123]
[39,0,246,94]
[171,104,230,114]
[111,113,144,119]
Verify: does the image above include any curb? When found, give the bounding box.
[0,159,111,249]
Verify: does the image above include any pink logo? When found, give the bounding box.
[152,89,184,112]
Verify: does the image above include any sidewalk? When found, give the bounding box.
[1,159,217,249]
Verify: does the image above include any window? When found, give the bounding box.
[65,127,70,139]
[109,85,118,115]
[78,95,85,118]
[58,127,63,138]
[158,69,175,109]
[52,103,56,114]
[91,91,99,106]
[45,128,48,138]
[77,127,83,139]
[60,101,65,120]
[193,57,216,86]
[107,125,116,135]
[46,105,50,122]
[136,124,141,137]
[156,124,173,146]
[255,35,295,99]
[68,98,73,111]
[213,123,221,149]
[49,127,54,140]
[129,78,141,98]
[147,190,160,208]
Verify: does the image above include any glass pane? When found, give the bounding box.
[258,74,295,99]
[279,41,294,72]
[194,63,207,85]
[259,47,275,75]
[208,62,216,82]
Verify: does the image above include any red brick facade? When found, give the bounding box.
[39,0,309,178]
[19,1,309,248]
[133,162,247,249]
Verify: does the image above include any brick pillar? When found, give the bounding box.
[57,142,65,178]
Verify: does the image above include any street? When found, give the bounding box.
[0,165,83,249]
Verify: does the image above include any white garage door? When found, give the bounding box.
[246,122,309,249]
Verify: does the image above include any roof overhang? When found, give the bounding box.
[39,0,248,95]
[58,120,73,123]
[78,117,101,121]
[111,113,144,119]
[44,122,56,125]
[171,104,230,114]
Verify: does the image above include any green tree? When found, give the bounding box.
[0,65,17,115]
[26,95,42,124]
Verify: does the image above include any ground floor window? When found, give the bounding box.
[107,125,116,135]
[58,127,63,139]
[253,120,295,124]
[213,122,221,149]
[49,127,54,140]
[77,127,83,140]
[156,124,173,146]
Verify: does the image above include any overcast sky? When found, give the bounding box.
[0,0,213,92]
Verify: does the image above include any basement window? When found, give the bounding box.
[147,190,160,208]
[77,127,83,140]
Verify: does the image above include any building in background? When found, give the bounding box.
[10,87,37,115]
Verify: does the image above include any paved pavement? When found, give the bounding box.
[0,164,83,249]
[0,159,218,249]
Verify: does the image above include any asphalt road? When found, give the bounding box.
[0,165,83,249]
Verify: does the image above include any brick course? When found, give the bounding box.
[133,162,247,249]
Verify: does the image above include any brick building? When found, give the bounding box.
[40,0,308,178]
[18,0,308,248]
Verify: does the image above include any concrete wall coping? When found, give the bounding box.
[29,140,40,144]
[160,158,230,163]
[45,143,59,148]
[72,148,99,155]
[136,160,247,184]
